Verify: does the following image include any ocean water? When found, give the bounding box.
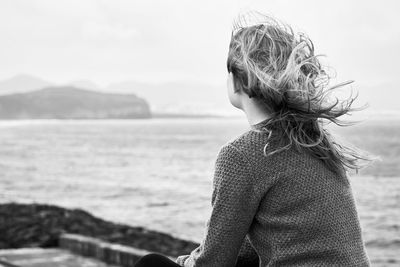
[0,118,399,266]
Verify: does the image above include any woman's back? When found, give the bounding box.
[173,121,370,266]
[230,120,370,266]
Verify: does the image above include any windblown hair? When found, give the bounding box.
[227,13,372,175]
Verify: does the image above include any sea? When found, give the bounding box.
[0,117,399,266]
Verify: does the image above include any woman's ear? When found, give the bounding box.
[231,73,240,93]
[227,73,238,94]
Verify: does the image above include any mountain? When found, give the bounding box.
[66,80,101,91]
[0,74,53,95]
[0,86,151,119]
[105,81,239,116]
[0,75,238,116]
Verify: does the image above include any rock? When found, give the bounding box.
[0,203,198,257]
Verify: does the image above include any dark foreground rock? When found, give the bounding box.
[0,203,198,257]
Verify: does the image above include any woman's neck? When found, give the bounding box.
[241,97,271,126]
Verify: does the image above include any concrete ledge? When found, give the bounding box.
[59,233,176,266]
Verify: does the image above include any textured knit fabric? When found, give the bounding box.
[175,118,370,267]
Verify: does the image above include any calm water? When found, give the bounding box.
[0,118,399,266]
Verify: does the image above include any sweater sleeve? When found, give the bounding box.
[176,144,261,267]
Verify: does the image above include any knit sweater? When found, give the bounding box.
[175,118,370,267]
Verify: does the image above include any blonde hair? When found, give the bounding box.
[227,13,372,175]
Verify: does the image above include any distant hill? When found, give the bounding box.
[0,75,237,116]
[105,80,238,116]
[0,74,53,95]
[66,80,101,91]
[0,86,151,119]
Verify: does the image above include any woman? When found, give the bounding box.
[135,14,371,267]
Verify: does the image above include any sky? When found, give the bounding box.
[0,0,399,95]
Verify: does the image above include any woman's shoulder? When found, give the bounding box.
[217,129,290,191]
[224,128,271,155]
[218,129,279,172]
[215,130,261,165]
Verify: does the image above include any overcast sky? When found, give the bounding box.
[0,0,399,92]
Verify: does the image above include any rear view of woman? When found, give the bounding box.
[135,13,371,267]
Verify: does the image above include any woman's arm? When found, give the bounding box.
[176,143,260,267]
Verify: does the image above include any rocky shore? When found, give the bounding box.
[0,203,198,257]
